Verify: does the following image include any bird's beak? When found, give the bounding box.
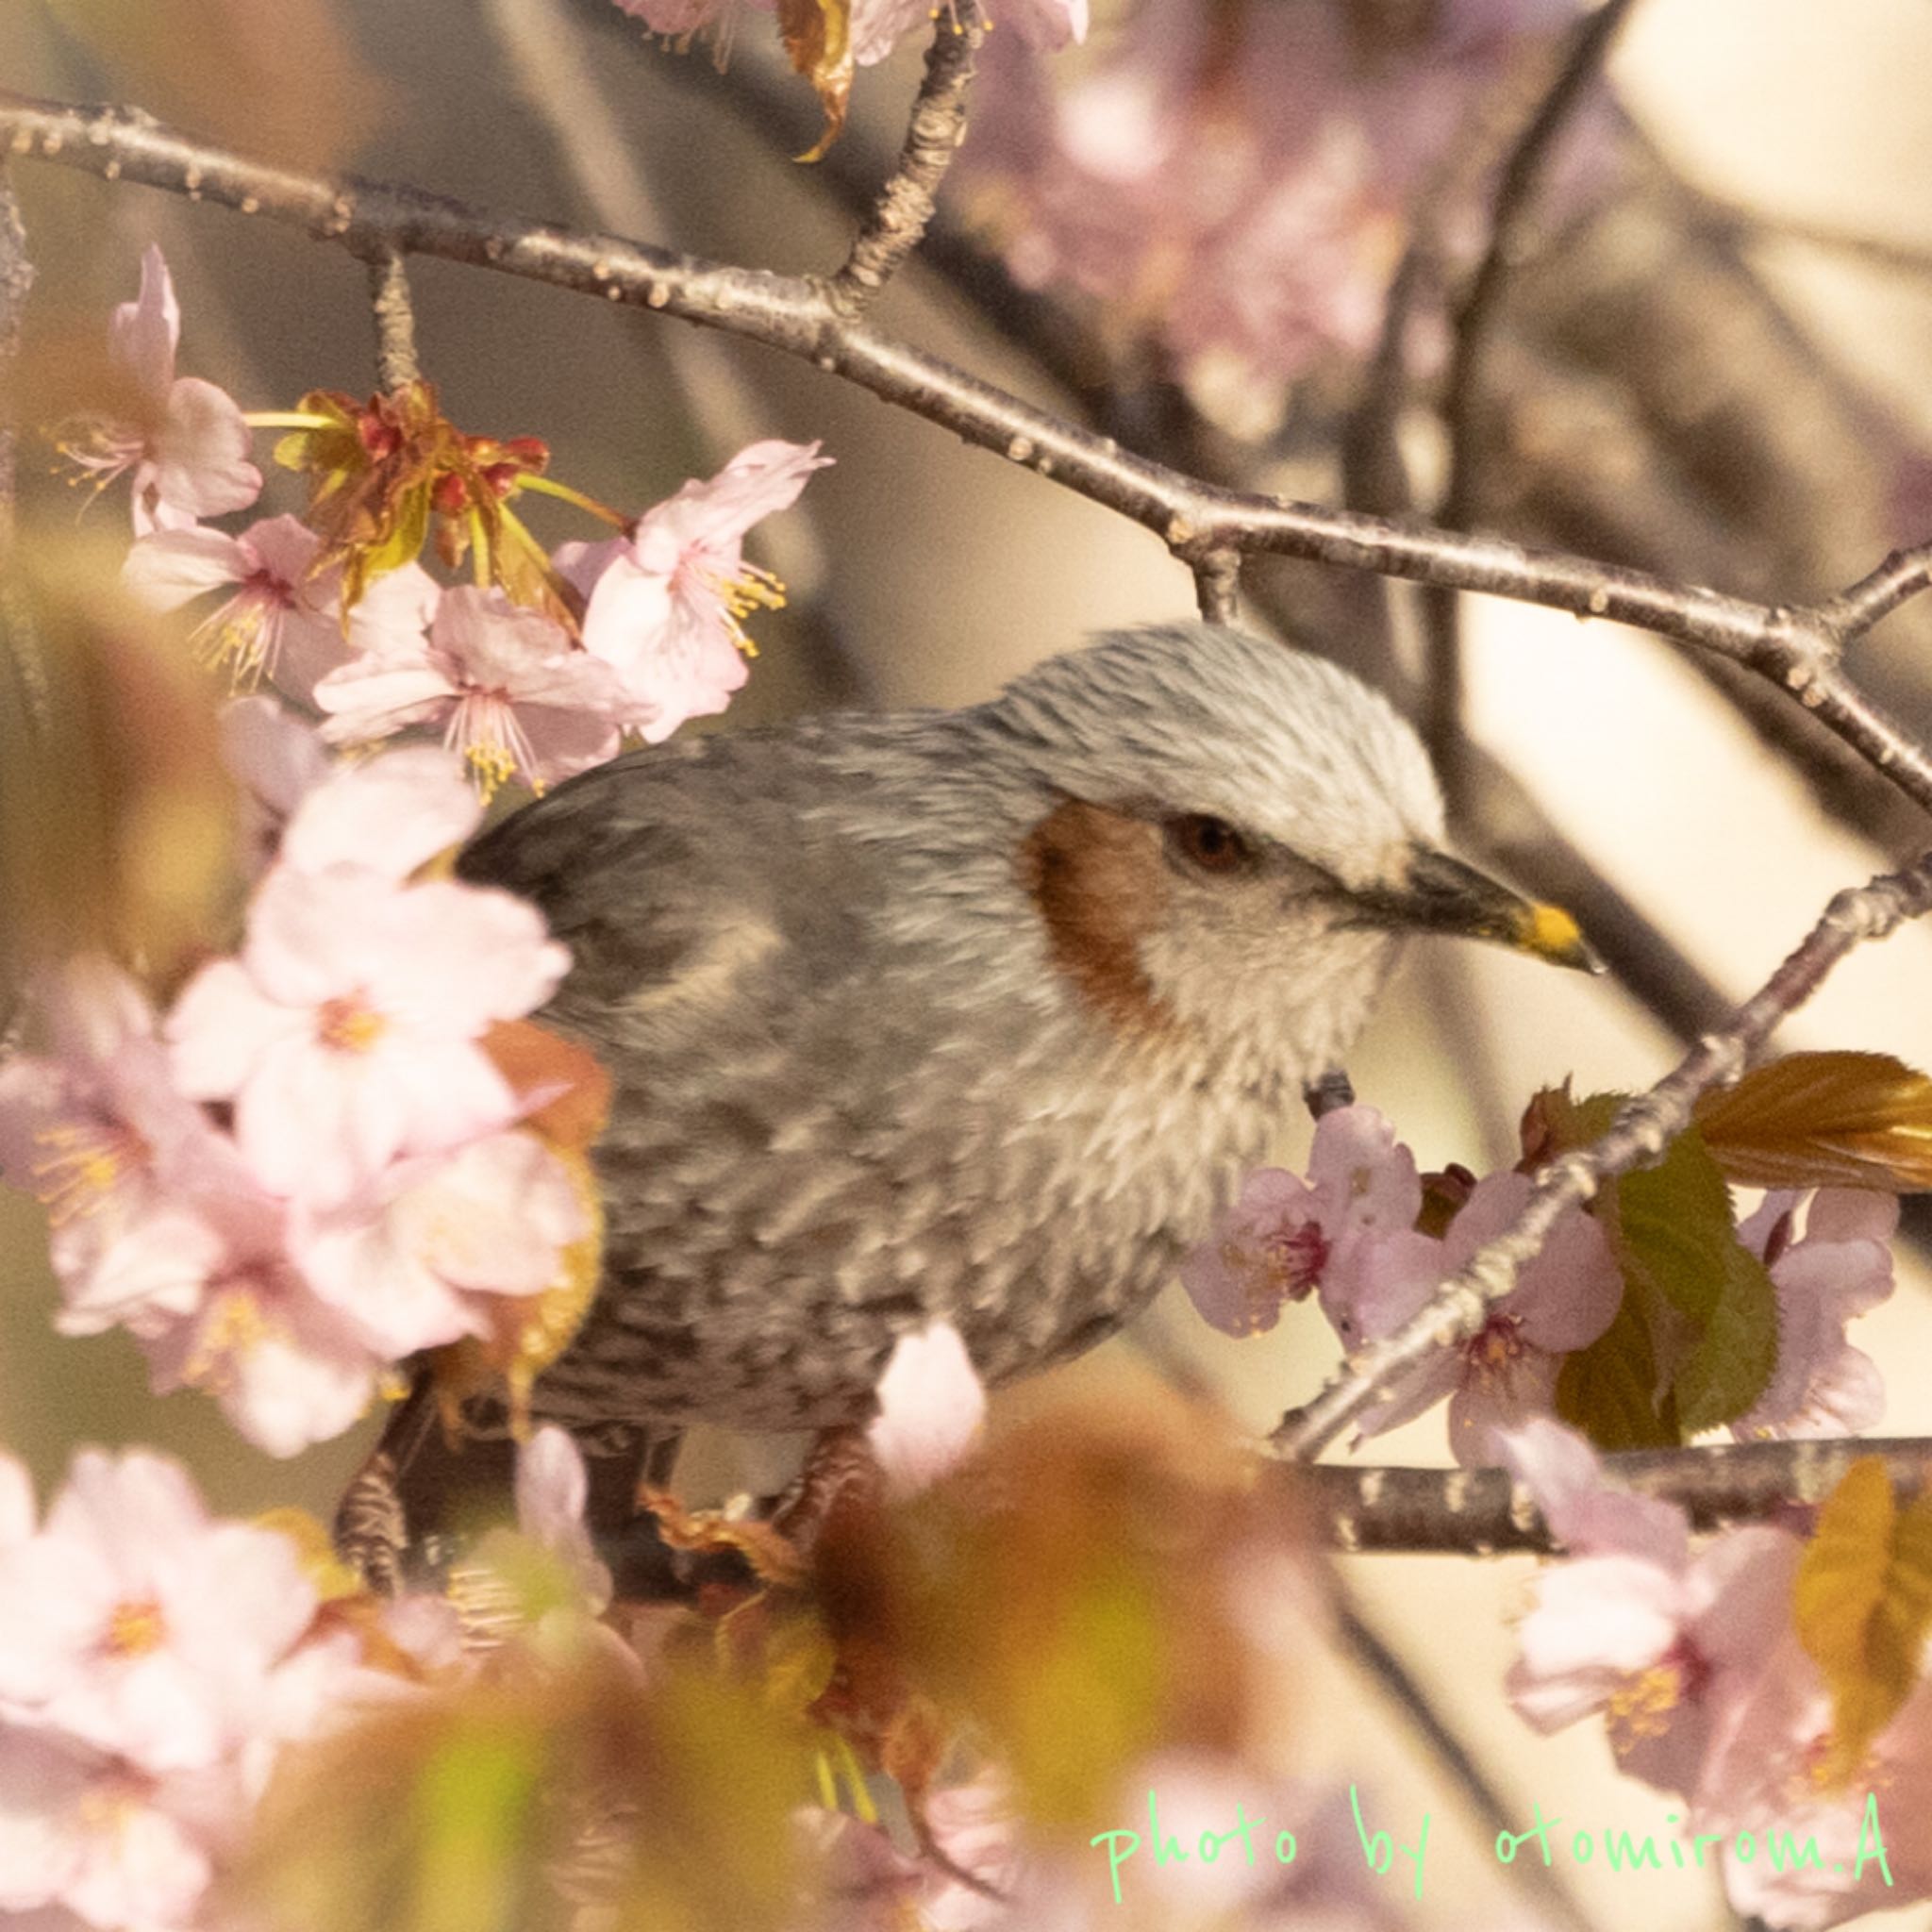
[1346,845,1604,974]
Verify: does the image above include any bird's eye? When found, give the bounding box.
[1166,813,1253,876]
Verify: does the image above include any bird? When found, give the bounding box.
[357,622,1595,1570]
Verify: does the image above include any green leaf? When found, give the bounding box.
[1608,1124,1734,1324]
[1672,1235,1779,1433]
[1527,1088,1779,1444]
[1555,1291,1674,1451]
[1518,1081,1622,1169]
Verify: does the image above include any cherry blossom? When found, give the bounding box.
[125,515,437,703]
[515,1427,613,1614]
[1335,1171,1621,1460]
[89,1180,377,1457]
[1731,1189,1897,1441]
[315,586,625,798]
[1179,1104,1420,1337]
[291,1129,588,1362]
[959,0,1591,426]
[0,958,243,1293]
[221,702,482,887]
[164,863,568,1207]
[0,1725,219,1932]
[865,1320,988,1497]
[560,439,830,743]
[1182,1107,1615,1457]
[1498,1421,1800,1797]
[55,244,260,534]
[0,1450,316,1774]
[0,1447,424,1932]
[610,0,774,46]
[220,696,333,880]
[1693,1655,1932,1929]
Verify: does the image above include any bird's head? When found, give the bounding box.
[985,624,1596,1071]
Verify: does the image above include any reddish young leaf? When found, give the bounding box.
[1695,1051,1932,1191]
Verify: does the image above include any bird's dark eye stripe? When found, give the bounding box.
[1164,812,1253,875]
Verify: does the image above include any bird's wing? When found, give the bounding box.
[456,734,872,1056]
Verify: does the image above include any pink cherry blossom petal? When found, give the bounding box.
[867,1321,987,1497]
[579,441,828,741]
[277,745,479,882]
[108,245,179,406]
[316,586,625,796]
[122,525,251,609]
[516,1427,612,1612]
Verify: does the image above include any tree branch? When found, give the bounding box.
[1273,847,1932,1460]
[1298,1439,1932,1555]
[7,92,1932,814]
[1815,544,1932,642]
[830,4,982,312]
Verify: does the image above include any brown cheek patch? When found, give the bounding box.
[1017,799,1174,1034]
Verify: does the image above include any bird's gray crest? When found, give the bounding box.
[979,624,1444,884]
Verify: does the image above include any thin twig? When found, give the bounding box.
[830,3,982,312]
[1192,549,1240,624]
[7,94,1932,813]
[1273,846,1932,1460]
[1343,28,1577,519]
[1303,1069,1357,1120]
[1686,184,1932,286]
[1423,0,1637,812]
[1815,544,1932,641]
[363,244,420,391]
[0,161,29,547]
[0,160,32,1049]
[1300,1439,1932,1555]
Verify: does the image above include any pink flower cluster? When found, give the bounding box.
[960,0,1599,425]
[0,737,590,1456]
[19,243,840,1455]
[1183,1106,1896,1463]
[0,1449,378,1932]
[100,248,827,798]
[1502,1421,1932,1929]
[0,1430,620,1932]
[1183,1104,1622,1461]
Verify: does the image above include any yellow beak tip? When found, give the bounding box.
[1521,903,1605,974]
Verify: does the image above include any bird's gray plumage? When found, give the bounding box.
[453,624,1446,1438]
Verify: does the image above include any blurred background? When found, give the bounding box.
[7,0,1932,1924]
